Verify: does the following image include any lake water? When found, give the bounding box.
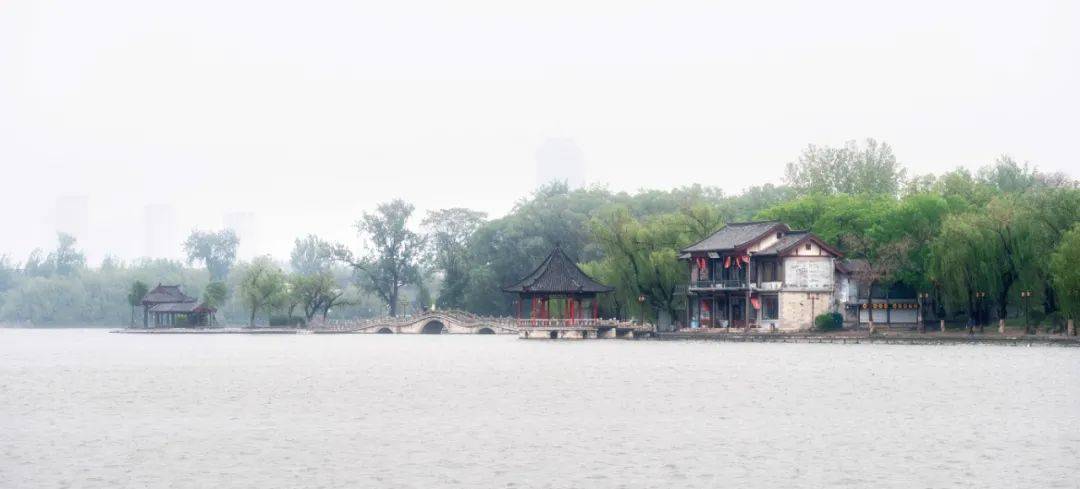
[1,329,1078,489]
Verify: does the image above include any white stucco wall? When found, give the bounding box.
[778,290,833,330]
[784,257,834,290]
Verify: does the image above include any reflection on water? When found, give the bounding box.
[1,329,1078,488]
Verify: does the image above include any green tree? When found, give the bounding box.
[422,208,486,309]
[978,155,1037,193]
[334,199,425,317]
[126,280,149,327]
[784,138,906,196]
[183,229,239,281]
[202,282,228,308]
[929,213,996,322]
[586,206,694,323]
[756,194,895,249]
[0,254,16,293]
[289,272,347,321]
[1050,224,1080,322]
[48,233,86,277]
[237,256,286,326]
[1017,187,1080,314]
[290,235,333,276]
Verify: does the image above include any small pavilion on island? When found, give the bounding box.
[503,245,646,339]
[140,284,216,328]
[503,245,613,323]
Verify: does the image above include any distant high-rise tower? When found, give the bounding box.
[224,211,258,260]
[54,195,89,241]
[144,204,178,259]
[535,137,585,188]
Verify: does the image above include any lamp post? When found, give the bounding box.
[918,292,929,334]
[1020,290,1032,334]
[637,294,646,327]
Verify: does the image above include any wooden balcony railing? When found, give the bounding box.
[689,279,748,290]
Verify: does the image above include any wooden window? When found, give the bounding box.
[760,261,778,282]
[762,295,779,320]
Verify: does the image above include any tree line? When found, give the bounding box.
[1,138,1077,328]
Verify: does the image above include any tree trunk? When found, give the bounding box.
[389,285,399,317]
[250,305,257,327]
[996,275,1013,320]
[866,280,875,329]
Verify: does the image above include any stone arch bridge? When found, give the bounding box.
[313,310,519,335]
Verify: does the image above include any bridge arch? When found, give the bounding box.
[376,327,394,334]
[477,327,495,335]
[421,320,446,334]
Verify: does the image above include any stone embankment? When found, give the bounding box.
[656,331,1080,346]
[113,328,302,334]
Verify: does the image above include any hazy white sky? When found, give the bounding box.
[1,0,1077,264]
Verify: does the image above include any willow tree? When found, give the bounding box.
[237,256,286,326]
[1050,224,1080,325]
[929,213,996,321]
[1017,187,1080,315]
[585,205,703,324]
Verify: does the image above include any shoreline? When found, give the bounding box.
[103,327,1080,346]
[657,331,1080,347]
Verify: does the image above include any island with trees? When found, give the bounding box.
[0,139,1076,340]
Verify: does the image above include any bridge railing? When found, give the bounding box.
[308,310,521,332]
[514,318,642,329]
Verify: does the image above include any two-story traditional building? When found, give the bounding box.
[680,220,848,331]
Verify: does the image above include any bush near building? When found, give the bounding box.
[815,312,843,332]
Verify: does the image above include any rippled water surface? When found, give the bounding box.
[1,329,1078,488]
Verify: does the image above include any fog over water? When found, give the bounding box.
[1,329,1078,488]
[2,0,1078,263]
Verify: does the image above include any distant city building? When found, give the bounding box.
[54,195,89,241]
[224,211,258,259]
[143,204,178,259]
[535,137,585,188]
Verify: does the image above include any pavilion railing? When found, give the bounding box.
[514,318,641,329]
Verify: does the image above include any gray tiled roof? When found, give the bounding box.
[681,221,788,253]
[503,246,613,294]
[141,284,196,305]
[755,231,810,255]
[148,302,206,313]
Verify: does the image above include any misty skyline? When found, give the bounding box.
[1,0,1077,264]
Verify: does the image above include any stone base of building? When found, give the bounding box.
[518,326,642,340]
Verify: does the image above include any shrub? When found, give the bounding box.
[269,315,305,327]
[815,312,843,332]
[1027,309,1045,327]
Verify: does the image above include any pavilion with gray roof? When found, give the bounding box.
[140,284,215,328]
